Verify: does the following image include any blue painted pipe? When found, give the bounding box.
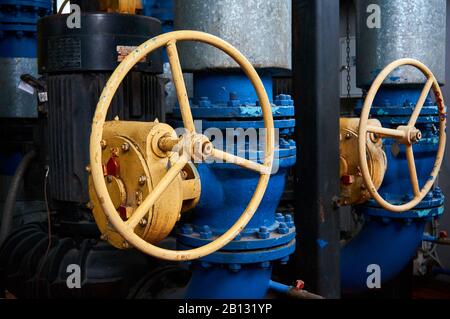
[268,280,290,294]
[341,218,426,293]
[344,89,445,293]
[193,72,274,104]
[0,0,52,58]
[185,265,272,299]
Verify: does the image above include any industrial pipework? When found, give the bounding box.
[171,0,295,299]
[0,1,52,266]
[0,6,168,298]
[341,0,447,293]
[0,0,52,119]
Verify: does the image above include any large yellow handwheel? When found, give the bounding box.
[359,58,447,213]
[89,31,275,261]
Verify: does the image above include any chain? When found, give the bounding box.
[345,0,352,103]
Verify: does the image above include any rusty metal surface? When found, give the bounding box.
[174,0,291,71]
[356,0,446,86]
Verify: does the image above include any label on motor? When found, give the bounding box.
[117,46,146,63]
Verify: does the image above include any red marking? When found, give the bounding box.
[106,157,120,177]
[341,175,355,185]
[294,280,305,291]
[439,231,448,239]
[118,206,128,221]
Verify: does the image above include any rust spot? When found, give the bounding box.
[434,91,447,122]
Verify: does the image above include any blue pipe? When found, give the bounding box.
[341,218,426,293]
[343,89,445,293]
[185,265,272,299]
[193,72,274,104]
[268,280,290,294]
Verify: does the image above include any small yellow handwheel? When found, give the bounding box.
[89,31,275,261]
[359,58,447,212]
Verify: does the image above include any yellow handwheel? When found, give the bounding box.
[358,58,447,213]
[89,31,275,261]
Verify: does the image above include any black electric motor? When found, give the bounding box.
[0,12,167,299]
[37,13,164,235]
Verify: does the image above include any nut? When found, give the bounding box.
[139,218,147,227]
[138,175,147,185]
[121,142,130,152]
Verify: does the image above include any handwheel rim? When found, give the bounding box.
[358,58,447,213]
[90,31,275,260]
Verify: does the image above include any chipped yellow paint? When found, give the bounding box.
[89,31,275,261]
[358,58,446,212]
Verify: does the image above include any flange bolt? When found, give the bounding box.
[200,225,213,239]
[278,222,289,234]
[257,226,270,239]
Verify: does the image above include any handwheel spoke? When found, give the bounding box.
[408,77,434,127]
[210,148,271,175]
[366,125,406,139]
[126,153,189,229]
[166,40,196,133]
[405,145,420,197]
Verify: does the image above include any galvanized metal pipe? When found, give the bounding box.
[174,0,292,71]
[356,0,446,87]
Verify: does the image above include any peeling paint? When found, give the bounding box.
[317,239,328,249]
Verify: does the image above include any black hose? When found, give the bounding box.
[0,150,37,245]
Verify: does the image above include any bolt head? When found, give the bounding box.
[139,218,147,227]
[277,222,289,234]
[257,226,270,239]
[106,175,113,183]
[180,224,194,235]
[200,231,213,239]
[122,241,129,249]
[233,232,241,241]
[100,139,107,149]
[121,142,130,152]
[228,263,241,272]
[259,261,271,269]
[138,175,147,185]
[200,261,211,268]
